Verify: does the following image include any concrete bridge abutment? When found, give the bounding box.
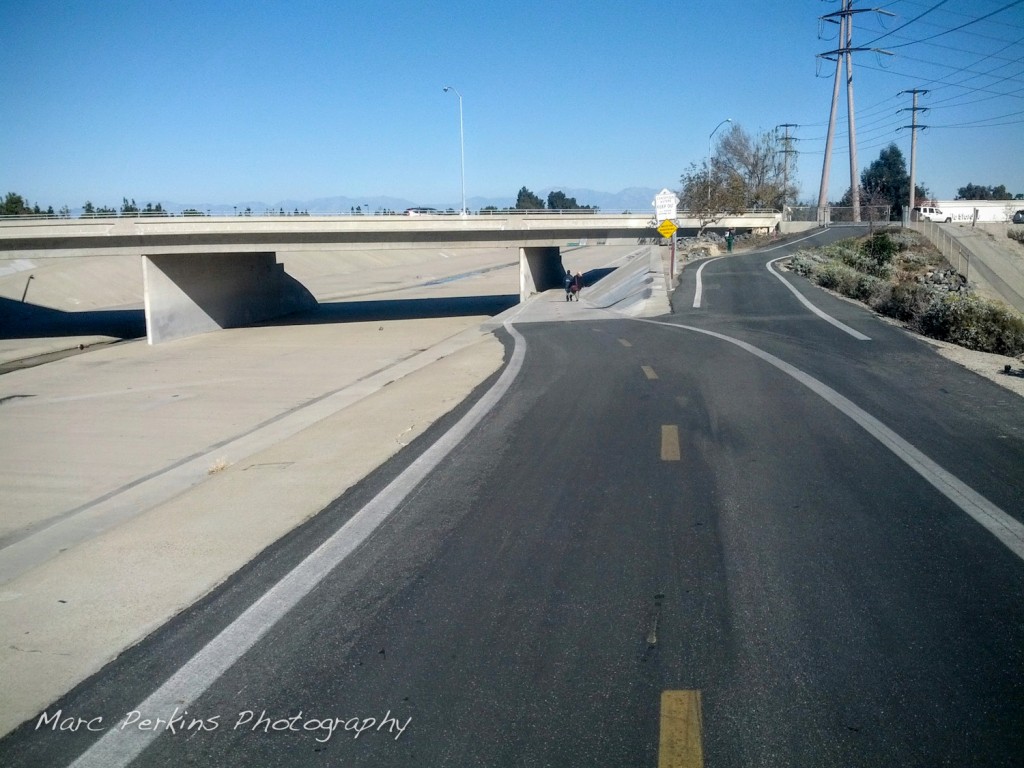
[142,252,317,344]
[519,246,564,301]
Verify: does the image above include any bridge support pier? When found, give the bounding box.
[519,246,563,301]
[142,252,317,344]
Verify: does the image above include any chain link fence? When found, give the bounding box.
[786,205,892,225]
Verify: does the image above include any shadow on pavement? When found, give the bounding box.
[0,297,146,340]
[583,267,616,286]
[0,294,522,340]
[265,294,520,326]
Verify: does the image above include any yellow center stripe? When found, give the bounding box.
[659,690,704,768]
[642,365,658,380]
[661,425,680,461]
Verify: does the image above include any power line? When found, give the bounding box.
[927,108,1024,127]
[883,0,1024,50]
[860,0,951,47]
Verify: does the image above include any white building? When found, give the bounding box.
[923,200,1023,223]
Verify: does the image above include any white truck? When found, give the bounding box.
[911,205,951,223]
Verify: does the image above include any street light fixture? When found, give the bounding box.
[708,118,732,208]
[443,86,466,216]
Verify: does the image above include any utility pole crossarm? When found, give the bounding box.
[899,88,930,215]
[816,0,897,224]
[820,7,895,21]
[817,47,893,60]
[776,124,800,210]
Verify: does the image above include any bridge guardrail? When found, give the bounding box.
[0,209,619,222]
[0,207,784,223]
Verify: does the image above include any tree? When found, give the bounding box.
[678,160,746,235]
[2,192,30,216]
[515,186,545,210]
[715,124,795,210]
[546,190,594,210]
[956,183,1014,200]
[844,143,928,219]
[678,123,796,234]
[120,197,139,215]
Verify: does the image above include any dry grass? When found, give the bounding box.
[207,457,231,475]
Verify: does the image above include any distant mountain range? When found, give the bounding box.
[69,187,664,217]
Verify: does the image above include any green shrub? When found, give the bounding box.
[815,261,849,292]
[918,293,1024,356]
[839,248,893,278]
[848,232,895,277]
[814,262,884,303]
[872,281,932,321]
[787,252,821,277]
[787,229,1024,358]
[862,232,897,261]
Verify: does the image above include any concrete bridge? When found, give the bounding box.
[0,211,782,344]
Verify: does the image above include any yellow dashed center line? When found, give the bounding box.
[642,365,658,380]
[661,425,680,461]
[659,690,704,768]
[619,338,633,347]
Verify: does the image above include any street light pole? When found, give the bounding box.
[708,118,732,208]
[443,86,466,216]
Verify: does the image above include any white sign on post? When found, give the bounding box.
[653,188,679,223]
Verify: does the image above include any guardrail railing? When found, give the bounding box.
[0,209,625,221]
[0,208,783,223]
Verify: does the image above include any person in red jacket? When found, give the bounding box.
[571,271,584,300]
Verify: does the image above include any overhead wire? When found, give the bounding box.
[805,0,1023,197]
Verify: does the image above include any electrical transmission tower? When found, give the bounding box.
[898,89,929,216]
[816,0,893,224]
[776,124,800,210]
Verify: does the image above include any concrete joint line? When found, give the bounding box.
[639,318,1024,562]
[0,327,490,585]
[66,318,526,768]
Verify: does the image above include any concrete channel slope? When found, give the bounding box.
[0,243,665,737]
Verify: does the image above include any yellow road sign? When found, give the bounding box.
[657,219,678,238]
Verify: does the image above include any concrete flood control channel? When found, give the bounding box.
[0,244,644,737]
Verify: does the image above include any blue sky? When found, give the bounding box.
[2,0,1022,211]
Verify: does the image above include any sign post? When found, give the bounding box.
[653,188,680,277]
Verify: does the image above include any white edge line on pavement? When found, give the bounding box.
[640,317,1024,562]
[766,255,872,341]
[692,257,721,309]
[67,318,527,768]
[757,229,834,253]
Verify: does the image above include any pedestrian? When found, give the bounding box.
[726,230,734,253]
[563,268,573,301]
[572,271,584,301]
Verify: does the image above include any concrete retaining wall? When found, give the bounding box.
[519,246,562,301]
[143,252,317,344]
